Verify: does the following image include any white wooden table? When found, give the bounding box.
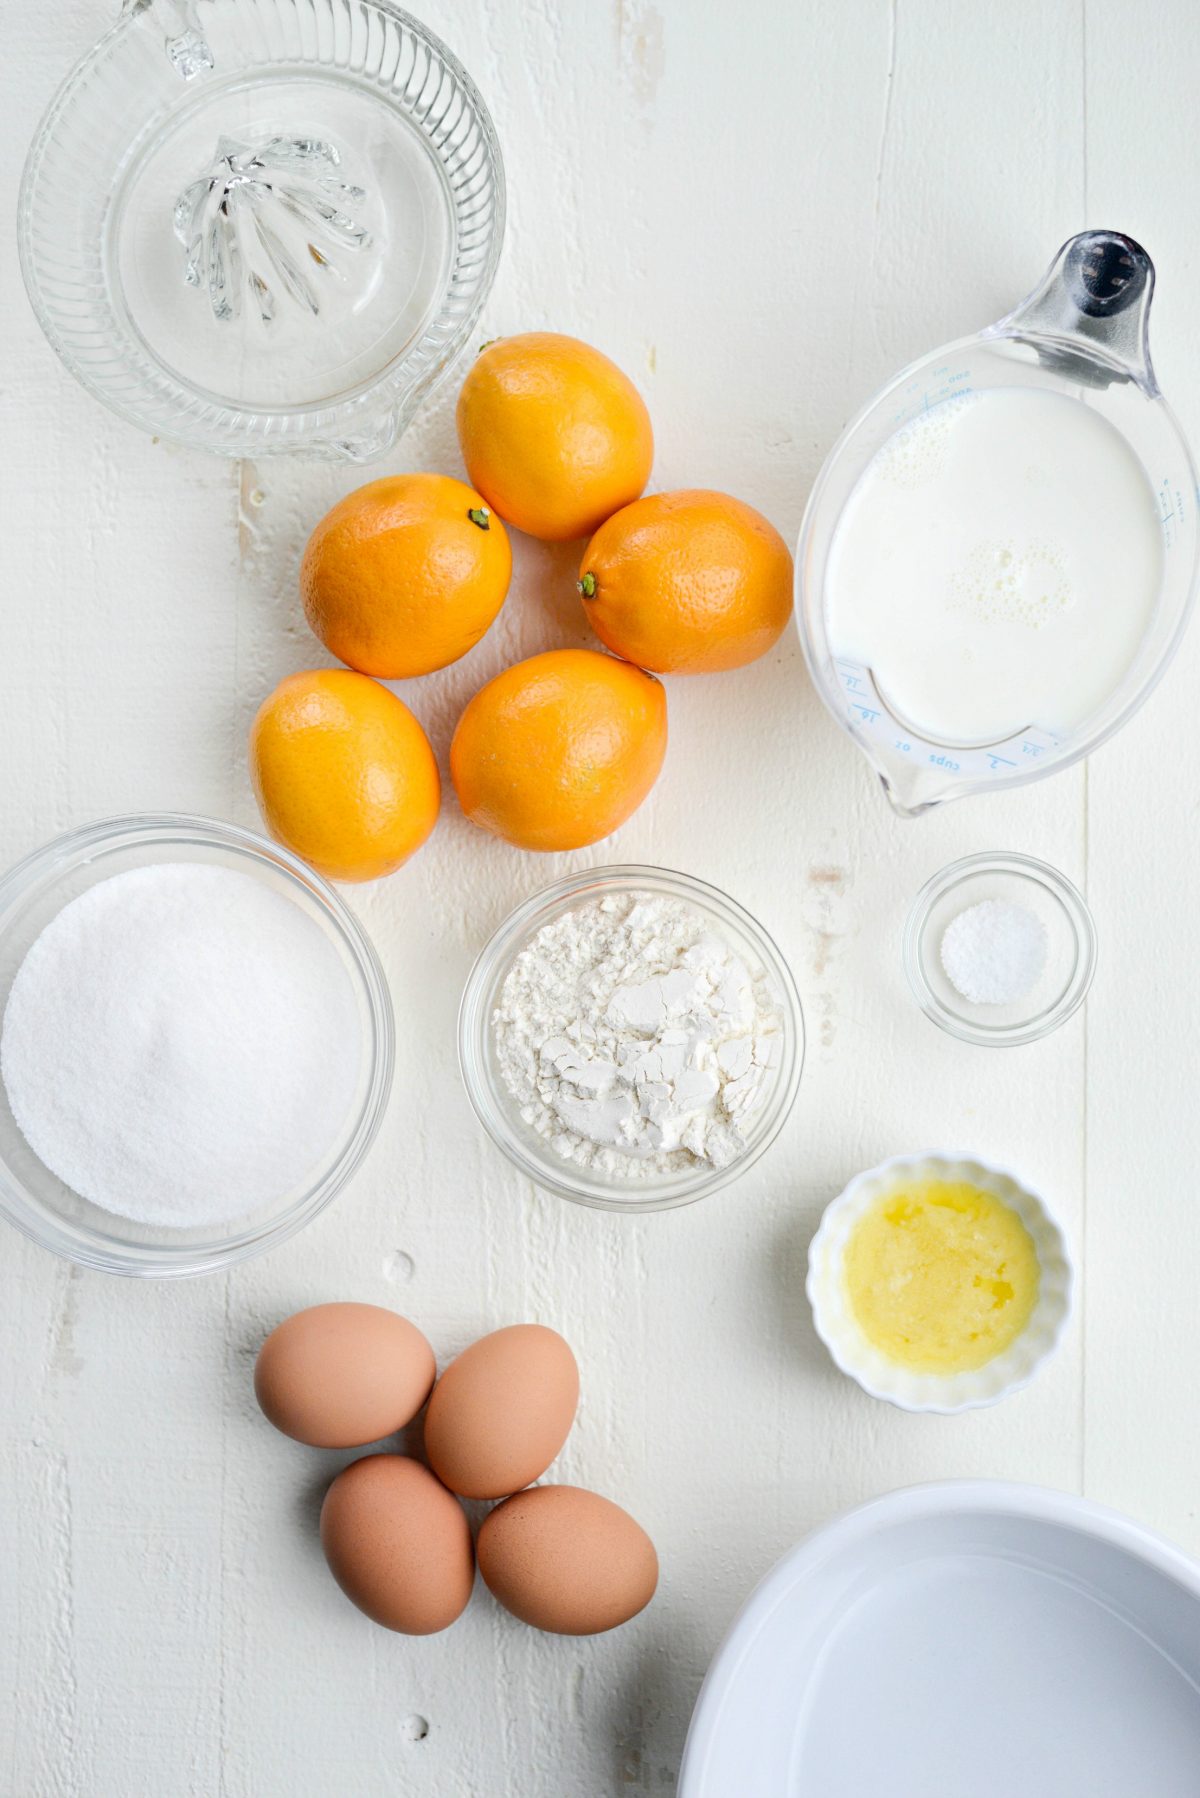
[3,2,1198,1791]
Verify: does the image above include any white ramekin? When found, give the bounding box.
[806,1151,1074,1413]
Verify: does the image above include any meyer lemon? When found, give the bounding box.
[301,473,512,679]
[450,649,667,851]
[250,670,440,882]
[456,333,653,542]
[578,489,793,673]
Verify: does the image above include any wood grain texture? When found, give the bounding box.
[1,0,1196,1791]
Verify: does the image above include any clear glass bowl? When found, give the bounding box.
[458,865,804,1213]
[18,0,504,460]
[0,815,394,1275]
[904,851,1098,1047]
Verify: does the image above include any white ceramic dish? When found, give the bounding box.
[806,1152,1073,1412]
[678,1480,1200,1798]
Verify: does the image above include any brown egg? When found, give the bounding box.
[423,1324,579,1500]
[254,1303,435,1448]
[477,1485,658,1635]
[320,1454,474,1634]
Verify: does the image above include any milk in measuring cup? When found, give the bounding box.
[825,386,1163,744]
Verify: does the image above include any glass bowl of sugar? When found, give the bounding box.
[458,865,804,1212]
[904,851,1097,1047]
[0,814,393,1276]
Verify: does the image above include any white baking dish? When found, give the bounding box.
[679,1481,1200,1798]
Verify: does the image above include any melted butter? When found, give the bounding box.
[842,1177,1040,1373]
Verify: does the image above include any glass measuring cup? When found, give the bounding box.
[796,232,1199,815]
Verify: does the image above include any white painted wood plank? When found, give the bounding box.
[2,2,242,1791]
[1081,0,1200,1554]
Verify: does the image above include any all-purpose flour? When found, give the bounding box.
[0,863,361,1227]
[493,892,783,1177]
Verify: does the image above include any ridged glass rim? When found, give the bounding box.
[17,0,505,458]
[0,813,394,1277]
[457,864,805,1214]
[903,851,1098,1047]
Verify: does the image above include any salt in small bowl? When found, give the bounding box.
[904,851,1097,1047]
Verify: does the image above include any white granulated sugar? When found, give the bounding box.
[0,864,361,1228]
[940,898,1048,1006]
[493,892,783,1178]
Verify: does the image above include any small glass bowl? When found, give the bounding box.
[904,852,1097,1047]
[458,865,804,1213]
[0,815,394,1276]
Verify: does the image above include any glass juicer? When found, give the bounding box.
[18,0,504,461]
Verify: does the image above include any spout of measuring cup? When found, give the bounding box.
[881,773,949,816]
[861,746,962,818]
[880,776,941,819]
[987,230,1157,396]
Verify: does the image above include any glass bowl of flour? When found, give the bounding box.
[0,815,393,1275]
[458,866,804,1211]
